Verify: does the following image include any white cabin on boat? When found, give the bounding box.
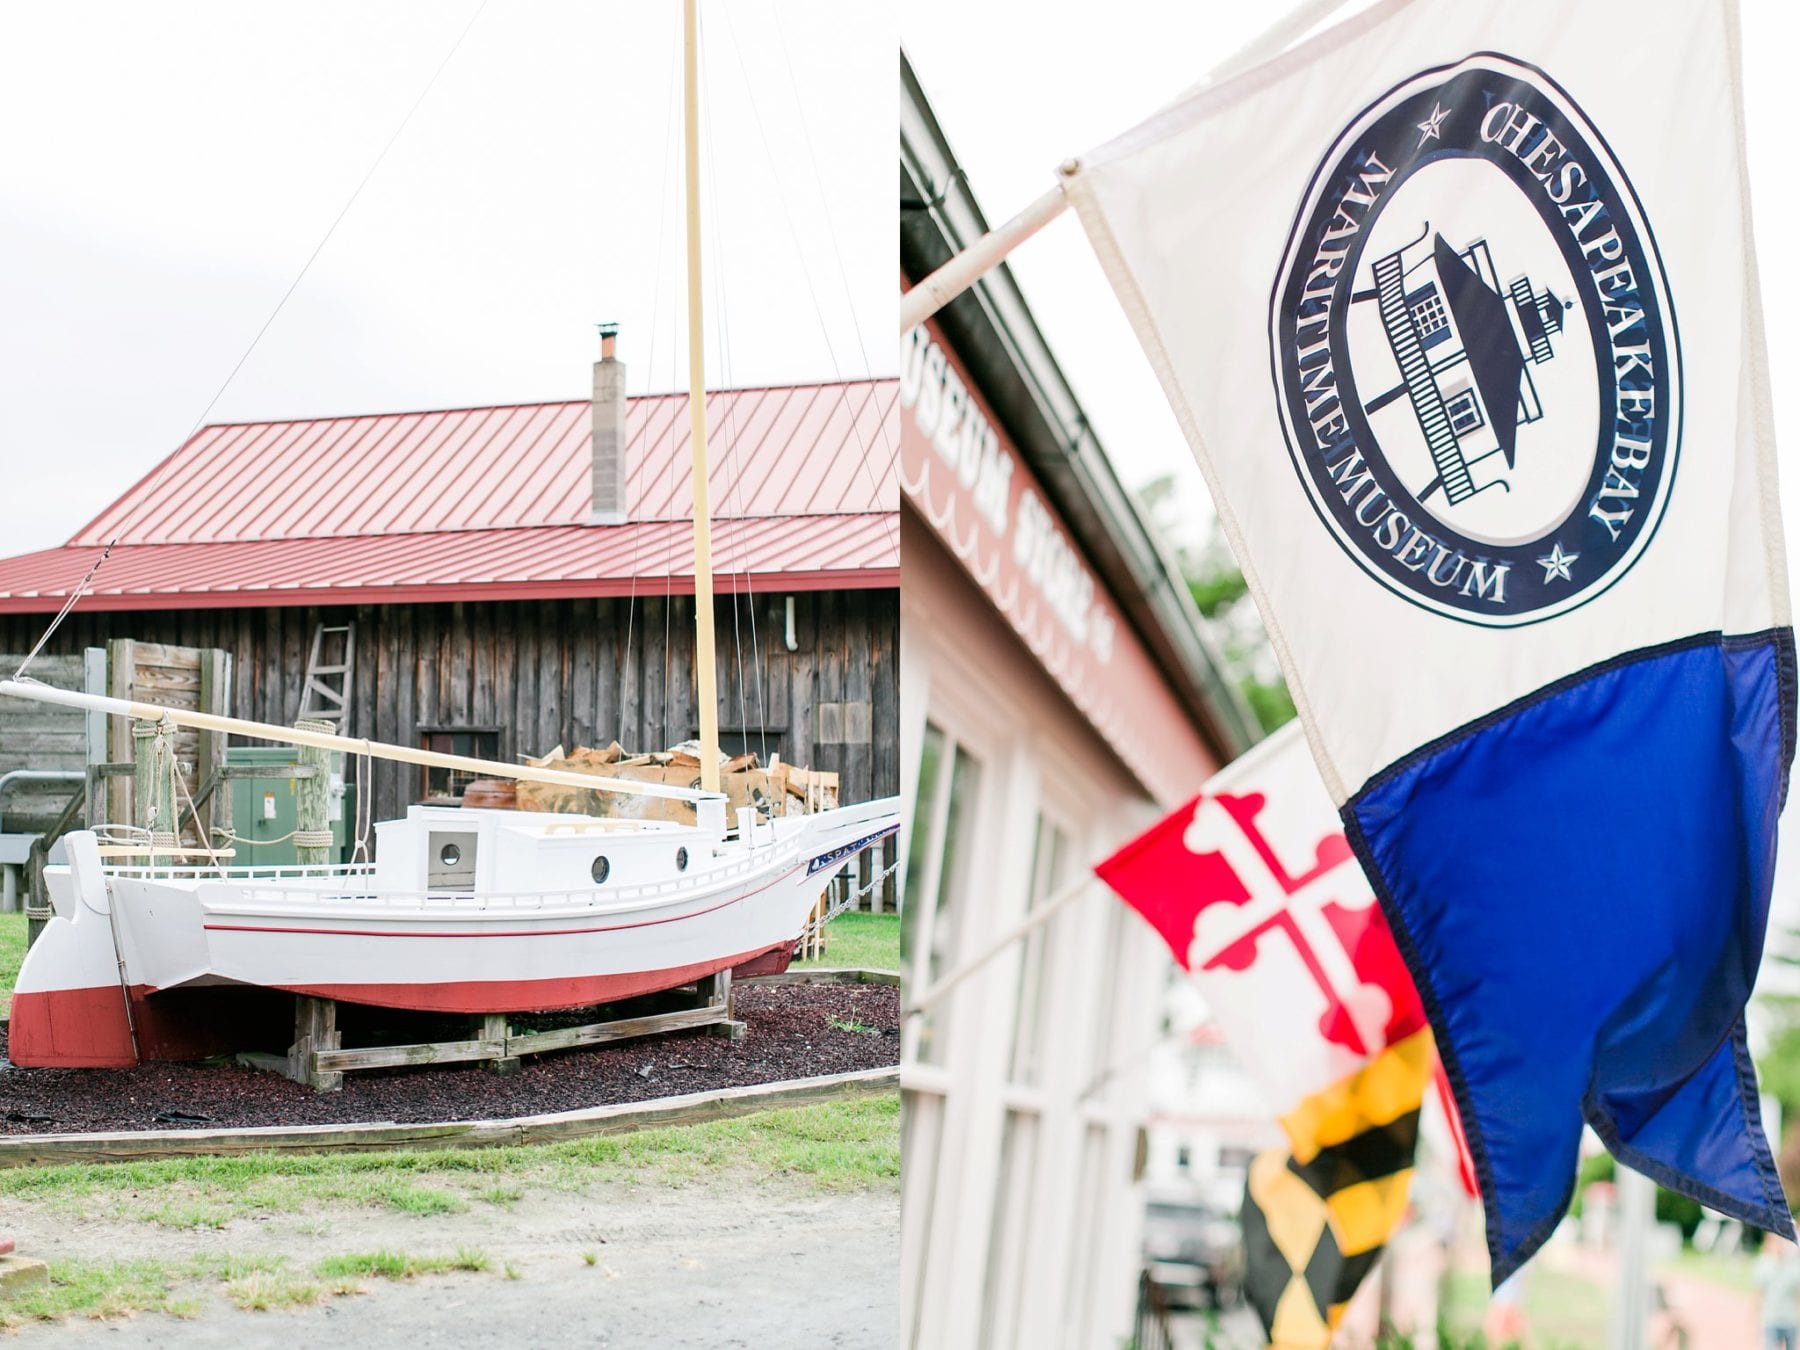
[373,805,719,897]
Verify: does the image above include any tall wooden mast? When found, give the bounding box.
[682,0,721,794]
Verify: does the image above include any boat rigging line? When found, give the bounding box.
[717,0,899,563]
[12,0,490,681]
[11,540,112,680]
[699,11,772,773]
[620,29,684,761]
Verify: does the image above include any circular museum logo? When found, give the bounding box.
[1270,54,1680,626]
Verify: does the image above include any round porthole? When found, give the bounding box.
[591,856,611,884]
[675,847,689,872]
[439,842,462,866]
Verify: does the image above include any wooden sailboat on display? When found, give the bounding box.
[1,1,898,1071]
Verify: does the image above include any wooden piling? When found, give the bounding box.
[289,996,343,1092]
[294,719,335,870]
[481,1013,522,1076]
[131,719,174,847]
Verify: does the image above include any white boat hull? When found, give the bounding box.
[7,798,897,1067]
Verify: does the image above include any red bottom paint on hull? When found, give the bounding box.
[731,946,795,980]
[6,985,135,1068]
[6,943,796,1067]
[7,984,290,1068]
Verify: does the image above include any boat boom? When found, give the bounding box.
[0,678,724,804]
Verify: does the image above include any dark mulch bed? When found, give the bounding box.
[0,982,897,1137]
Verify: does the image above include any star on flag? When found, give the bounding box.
[1536,542,1579,583]
[1416,102,1451,146]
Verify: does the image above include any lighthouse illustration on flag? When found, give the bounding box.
[1067,0,1791,1283]
[1351,227,1570,515]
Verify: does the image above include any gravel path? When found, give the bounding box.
[5,1173,899,1347]
[0,983,898,1135]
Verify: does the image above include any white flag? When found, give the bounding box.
[1065,0,1792,1283]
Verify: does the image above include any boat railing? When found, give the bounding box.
[107,861,379,881]
[225,846,802,914]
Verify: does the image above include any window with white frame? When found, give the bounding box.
[901,721,983,1067]
[1065,1123,1114,1343]
[979,814,1072,1346]
[1082,899,1132,1104]
[1007,818,1070,1086]
[901,719,986,1350]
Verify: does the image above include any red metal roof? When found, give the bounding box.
[0,379,898,612]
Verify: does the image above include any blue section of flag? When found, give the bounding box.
[1346,631,1795,1283]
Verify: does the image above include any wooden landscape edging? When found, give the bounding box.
[740,967,899,987]
[0,1066,897,1168]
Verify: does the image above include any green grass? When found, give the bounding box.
[0,1249,495,1329]
[313,1249,489,1280]
[143,1199,235,1230]
[0,911,27,1018]
[0,1096,900,1227]
[0,1100,897,1329]
[1657,1246,1757,1294]
[0,1258,186,1328]
[222,1271,323,1312]
[1440,1265,1609,1349]
[797,910,898,972]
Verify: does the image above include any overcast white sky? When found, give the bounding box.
[0,0,893,554]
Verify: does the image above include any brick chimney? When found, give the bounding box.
[590,323,627,524]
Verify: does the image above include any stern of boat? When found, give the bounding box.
[792,795,901,880]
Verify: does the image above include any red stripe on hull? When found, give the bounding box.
[274,942,790,1013]
[202,864,810,941]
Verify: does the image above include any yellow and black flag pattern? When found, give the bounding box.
[1239,1027,1431,1348]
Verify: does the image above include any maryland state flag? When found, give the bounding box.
[1239,1045,1428,1345]
[1098,723,1455,1346]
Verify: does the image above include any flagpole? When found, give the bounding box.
[1610,1166,1654,1349]
[904,870,1097,1016]
[897,0,1359,336]
[899,183,1069,334]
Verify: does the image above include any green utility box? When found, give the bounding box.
[226,746,351,867]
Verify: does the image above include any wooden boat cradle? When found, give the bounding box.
[278,968,744,1092]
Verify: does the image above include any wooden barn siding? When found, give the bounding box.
[0,590,899,831]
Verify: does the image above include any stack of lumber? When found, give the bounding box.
[494,742,838,825]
